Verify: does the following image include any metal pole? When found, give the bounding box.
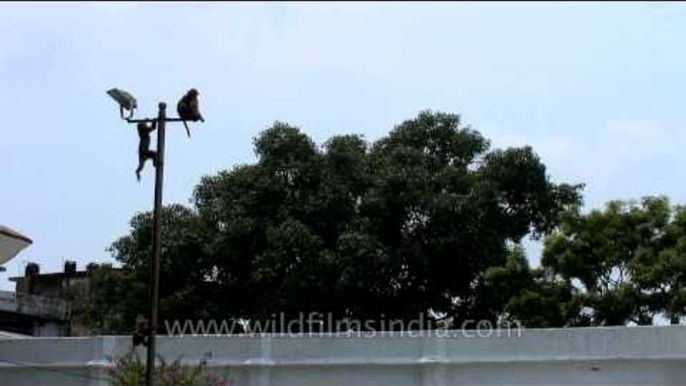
[145,102,166,386]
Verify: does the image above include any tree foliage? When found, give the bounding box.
[86,110,584,333]
[541,196,686,325]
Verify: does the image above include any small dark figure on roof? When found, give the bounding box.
[133,315,152,347]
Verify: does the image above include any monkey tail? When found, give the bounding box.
[183,121,191,138]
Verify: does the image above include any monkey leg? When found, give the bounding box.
[135,160,145,182]
[135,151,158,181]
[149,150,158,167]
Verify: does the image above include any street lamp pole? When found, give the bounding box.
[107,88,203,386]
[145,102,166,386]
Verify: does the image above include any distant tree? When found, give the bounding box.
[78,263,137,334]
[541,196,686,325]
[630,199,686,324]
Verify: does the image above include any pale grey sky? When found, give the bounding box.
[3,2,686,290]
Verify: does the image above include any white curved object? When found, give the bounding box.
[0,225,32,265]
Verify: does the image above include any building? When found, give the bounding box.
[0,261,92,337]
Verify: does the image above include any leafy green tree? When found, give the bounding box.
[83,204,225,334]
[87,111,582,333]
[480,245,582,328]
[109,204,219,323]
[78,263,139,334]
[630,199,686,324]
[541,196,684,325]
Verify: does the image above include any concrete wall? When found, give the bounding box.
[2,326,686,385]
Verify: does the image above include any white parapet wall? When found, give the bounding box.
[1,326,686,385]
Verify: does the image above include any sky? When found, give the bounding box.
[2,2,686,290]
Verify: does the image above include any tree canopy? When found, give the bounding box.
[86,110,594,334]
[541,196,686,326]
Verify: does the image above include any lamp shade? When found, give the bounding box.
[0,225,32,265]
[106,88,137,111]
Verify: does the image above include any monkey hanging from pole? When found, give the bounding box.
[177,88,204,138]
[136,121,158,182]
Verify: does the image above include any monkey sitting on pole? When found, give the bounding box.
[136,121,157,182]
[177,88,204,138]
